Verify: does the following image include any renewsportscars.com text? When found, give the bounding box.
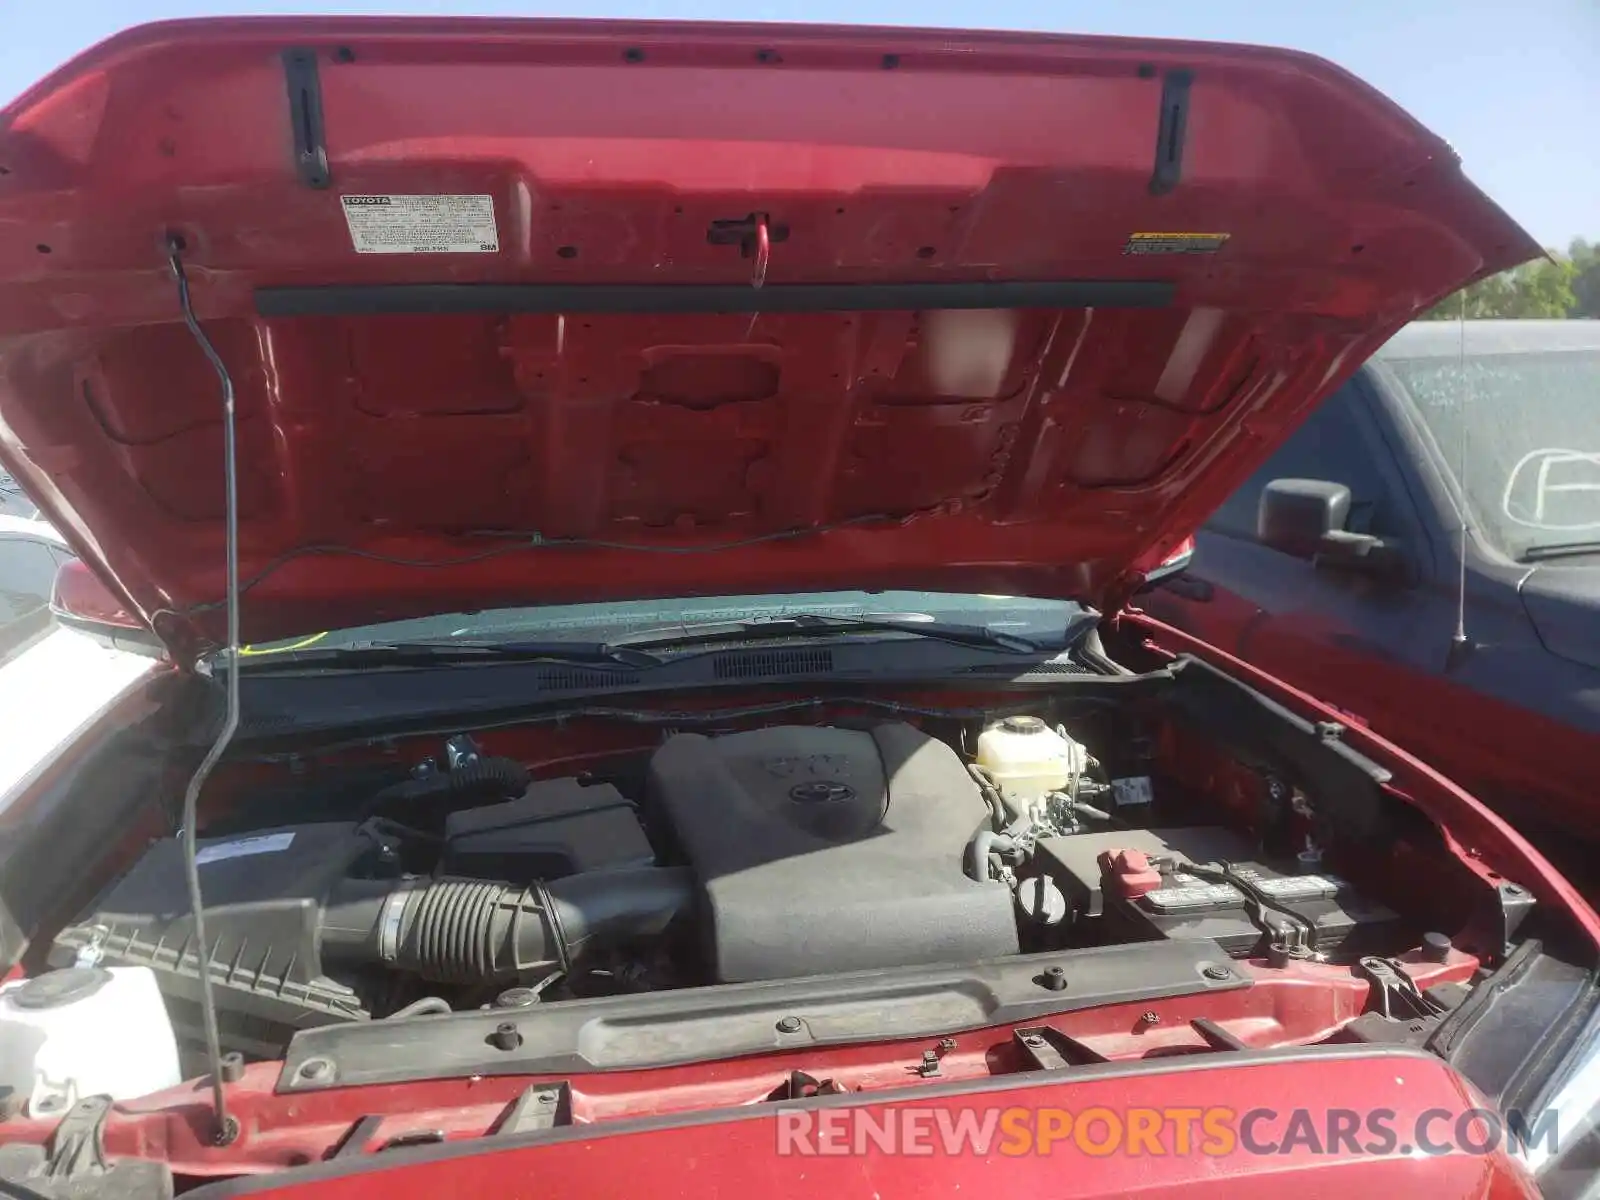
[774,1105,1559,1158]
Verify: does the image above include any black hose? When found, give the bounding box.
[360,757,530,823]
[966,764,1007,827]
[547,867,694,960]
[963,764,1017,883]
[965,827,1016,882]
[323,866,695,984]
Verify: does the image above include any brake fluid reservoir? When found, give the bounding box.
[0,966,181,1117]
[975,716,1087,820]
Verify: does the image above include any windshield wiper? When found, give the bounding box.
[236,639,663,671]
[611,612,1046,655]
[1518,541,1600,563]
[235,614,1053,674]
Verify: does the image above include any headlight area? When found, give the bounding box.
[1119,609,1600,1185]
[1513,991,1600,1196]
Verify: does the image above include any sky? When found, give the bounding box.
[0,0,1594,250]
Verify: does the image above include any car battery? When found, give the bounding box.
[1032,826,1255,919]
[1031,827,1401,959]
[1105,860,1402,958]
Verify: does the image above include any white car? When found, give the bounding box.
[0,514,75,628]
[0,512,153,814]
[0,622,157,809]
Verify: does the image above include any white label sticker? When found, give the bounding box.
[1254,874,1343,900]
[339,195,499,254]
[195,832,295,866]
[1111,776,1154,806]
[1143,882,1243,911]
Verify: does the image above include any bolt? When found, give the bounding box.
[938,1037,957,1052]
[1022,1033,1046,1048]
[1203,964,1233,981]
[489,1022,522,1051]
[219,1052,246,1083]
[537,1092,557,1106]
[1139,1010,1161,1026]
[1042,966,1068,991]
[776,1015,802,1034]
[917,1050,942,1077]
[297,1058,333,1083]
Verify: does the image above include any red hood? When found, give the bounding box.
[0,17,1537,657]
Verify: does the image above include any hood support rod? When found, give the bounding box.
[168,237,242,1146]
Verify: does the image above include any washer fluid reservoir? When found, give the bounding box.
[974,716,1087,821]
[0,967,181,1117]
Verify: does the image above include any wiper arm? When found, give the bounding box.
[238,639,662,671]
[237,614,1052,673]
[613,612,1044,655]
[1519,541,1600,563]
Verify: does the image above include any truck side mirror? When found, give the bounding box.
[1258,479,1351,559]
[1258,478,1412,584]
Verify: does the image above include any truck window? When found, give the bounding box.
[1207,382,1400,545]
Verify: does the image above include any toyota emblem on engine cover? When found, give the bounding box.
[788,780,856,804]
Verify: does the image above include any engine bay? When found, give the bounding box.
[39,710,1420,1071]
[1,645,1592,1190]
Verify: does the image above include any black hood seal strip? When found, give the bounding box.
[255,278,1174,318]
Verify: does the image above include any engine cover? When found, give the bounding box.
[647,723,1017,982]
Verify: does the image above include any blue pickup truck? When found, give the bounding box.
[1143,319,1600,848]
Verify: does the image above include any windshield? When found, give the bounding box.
[237,590,1086,658]
[1383,344,1600,561]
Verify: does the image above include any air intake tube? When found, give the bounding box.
[321,867,693,984]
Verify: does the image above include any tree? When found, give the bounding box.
[1421,253,1578,320]
[1569,237,1600,318]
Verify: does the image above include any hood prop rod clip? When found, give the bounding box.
[166,235,242,1147]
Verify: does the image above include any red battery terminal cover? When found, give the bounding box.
[1099,848,1164,899]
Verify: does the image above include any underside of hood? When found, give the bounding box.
[0,18,1538,660]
